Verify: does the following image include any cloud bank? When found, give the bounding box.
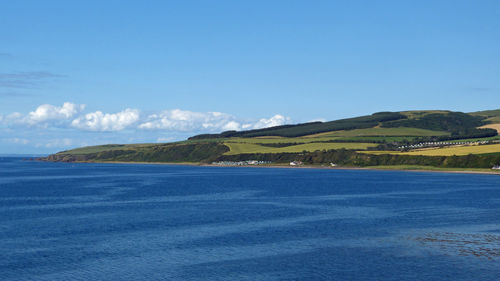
[1,102,292,151]
[3,102,85,127]
[2,102,290,133]
[138,109,235,131]
[72,109,140,131]
[137,109,290,132]
[27,102,85,125]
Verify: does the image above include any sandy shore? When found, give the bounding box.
[44,160,500,175]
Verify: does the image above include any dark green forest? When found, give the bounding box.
[217,149,500,169]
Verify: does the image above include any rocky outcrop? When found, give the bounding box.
[38,154,93,162]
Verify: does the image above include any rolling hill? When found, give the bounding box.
[40,109,500,171]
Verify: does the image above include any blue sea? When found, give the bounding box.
[1,157,499,280]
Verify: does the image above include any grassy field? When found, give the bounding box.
[224,142,377,155]
[303,127,449,138]
[470,109,500,117]
[361,143,500,156]
[486,117,500,123]
[58,144,158,154]
[470,109,500,124]
[447,135,500,143]
[220,134,420,145]
[333,136,417,142]
[480,123,500,133]
[225,136,341,144]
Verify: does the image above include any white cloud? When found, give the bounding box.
[5,112,23,122]
[0,102,294,153]
[308,118,326,122]
[7,138,29,144]
[138,109,240,132]
[2,102,291,134]
[0,112,22,126]
[252,114,290,129]
[1,102,85,127]
[138,109,291,133]
[222,121,241,131]
[39,138,73,148]
[71,108,140,131]
[25,102,85,125]
[156,136,175,143]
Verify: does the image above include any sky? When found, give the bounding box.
[1,0,499,154]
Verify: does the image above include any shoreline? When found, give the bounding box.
[37,159,500,175]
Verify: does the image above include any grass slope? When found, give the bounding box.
[304,127,448,138]
[224,142,376,155]
[49,142,229,163]
[469,109,500,117]
[57,144,155,155]
[226,136,340,144]
[469,109,500,124]
[362,143,500,156]
[480,124,500,133]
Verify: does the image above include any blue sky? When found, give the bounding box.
[1,0,499,154]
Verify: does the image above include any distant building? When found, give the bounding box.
[330,163,338,167]
[492,165,500,170]
[290,161,303,166]
[211,160,271,166]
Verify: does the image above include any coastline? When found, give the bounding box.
[37,159,500,175]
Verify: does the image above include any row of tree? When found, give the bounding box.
[216,149,500,168]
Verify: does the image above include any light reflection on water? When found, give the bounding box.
[0,158,499,280]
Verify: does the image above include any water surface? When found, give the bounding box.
[1,158,499,280]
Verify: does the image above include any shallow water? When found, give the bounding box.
[1,157,499,280]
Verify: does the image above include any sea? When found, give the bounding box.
[1,157,499,280]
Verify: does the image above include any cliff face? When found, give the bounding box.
[40,142,230,163]
[39,154,93,162]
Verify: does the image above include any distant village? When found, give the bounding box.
[398,140,499,150]
[211,139,500,170]
[211,160,342,167]
[211,160,271,166]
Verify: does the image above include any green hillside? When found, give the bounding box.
[40,109,500,171]
[45,142,229,163]
[469,109,500,118]
[305,127,448,137]
[470,109,500,123]
[224,142,377,155]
